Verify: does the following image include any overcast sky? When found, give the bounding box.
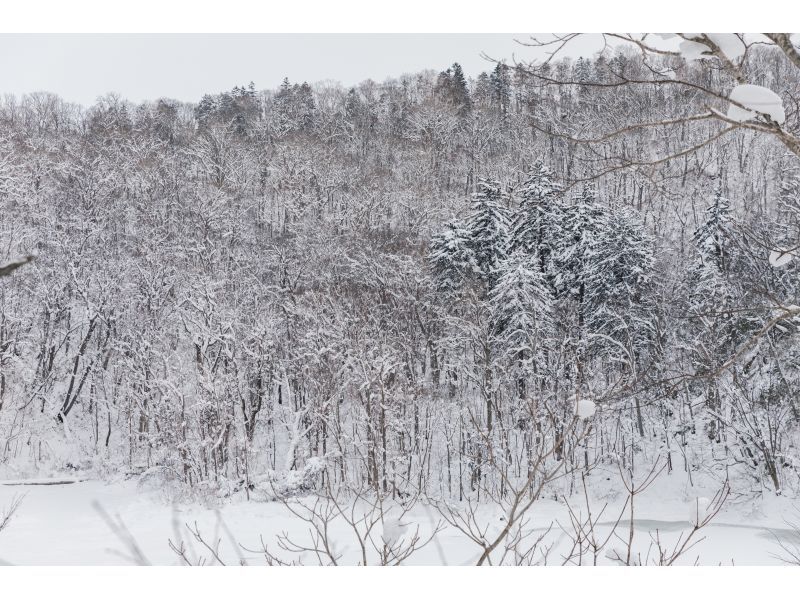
[0,34,606,106]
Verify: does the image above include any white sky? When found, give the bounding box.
[0,34,606,106]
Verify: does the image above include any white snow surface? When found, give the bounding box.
[727,84,786,125]
[678,39,713,60]
[2,478,798,565]
[706,34,746,61]
[575,399,597,420]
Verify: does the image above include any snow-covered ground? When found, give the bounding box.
[1,477,798,565]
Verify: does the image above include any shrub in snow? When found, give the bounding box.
[254,457,328,499]
[727,84,786,125]
[136,465,181,490]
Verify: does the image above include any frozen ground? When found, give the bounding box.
[1,477,798,565]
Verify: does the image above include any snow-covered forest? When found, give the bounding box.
[2,33,800,566]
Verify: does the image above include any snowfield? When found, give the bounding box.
[1,478,797,565]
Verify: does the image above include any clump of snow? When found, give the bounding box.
[381,517,410,547]
[706,34,745,61]
[575,399,597,420]
[281,457,327,497]
[727,84,786,125]
[688,496,712,525]
[769,248,795,268]
[679,39,713,60]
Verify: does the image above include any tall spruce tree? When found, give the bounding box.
[466,178,511,289]
[509,161,563,272]
[684,186,740,437]
[489,63,512,118]
[429,220,475,293]
[550,185,655,361]
[490,250,555,404]
[450,62,471,116]
[583,204,655,359]
[550,185,607,311]
[490,250,554,355]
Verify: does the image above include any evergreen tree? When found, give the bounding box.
[548,186,655,361]
[574,57,593,103]
[583,204,655,357]
[550,185,608,307]
[450,62,471,116]
[593,55,610,83]
[465,178,511,288]
[490,250,554,355]
[435,63,471,117]
[429,220,475,293]
[683,186,741,436]
[509,161,563,269]
[435,67,454,100]
[686,186,739,354]
[489,63,512,117]
[345,87,361,121]
[195,94,217,128]
[474,72,492,107]
[694,186,732,274]
[295,82,316,130]
[490,250,554,404]
[428,179,512,295]
[574,57,592,83]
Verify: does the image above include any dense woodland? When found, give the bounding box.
[1,38,800,512]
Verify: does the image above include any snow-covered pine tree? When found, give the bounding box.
[195,94,218,128]
[583,204,655,359]
[489,63,512,118]
[435,67,454,102]
[694,186,732,274]
[549,184,607,311]
[687,187,737,349]
[574,57,593,105]
[473,72,491,107]
[437,63,472,117]
[490,249,554,356]
[490,250,555,405]
[685,186,739,436]
[465,178,511,289]
[508,161,563,271]
[428,220,475,293]
[547,185,655,363]
[450,63,472,116]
